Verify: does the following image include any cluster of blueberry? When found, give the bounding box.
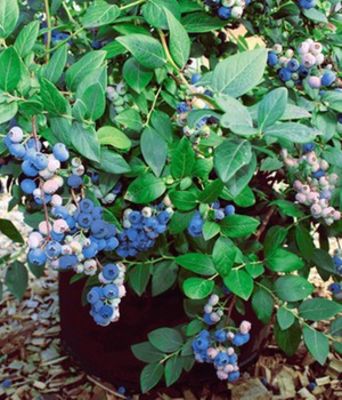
[298,0,316,9]
[203,0,251,20]
[282,144,341,225]
[192,295,252,382]
[4,126,70,206]
[116,206,173,258]
[187,202,235,237]
[27,198,119,273]
[267,40,336,89]
[106,82,132,116]
[87,262,126,326]
[328,282,342,299]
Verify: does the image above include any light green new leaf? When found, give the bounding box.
[0,47,21,92]
[81,1,120,28]
[176,253,216,276]
[14,20,39,57]
[0,101,18,124]
[264,122,318,143]
[210,48,268,98]
[183,277,214,299]
[0,0,19,38]
[164,8,190,68]
[117,34,166,69]
[142,0,181,29]
[97,126,132,151]
[258,88,288,129]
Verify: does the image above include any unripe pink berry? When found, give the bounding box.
[333,211,341,220]
[293,180,303,191]
[320,160,329,171]
[239,320,252,333]
[70,241,82,254]
[308,76,321,89]
[306,152,318,164]
[207,347,219,359]
[224,364,235,374]
[47,157,60,173]
[208,294,219,306]
[61,245,72,255]
[53,219,69,234]
[210,312,220,323]
[43,179,59,194]
[310,42,322,55]
[118,285,127,297]
[311,162,320,172]
[311,204,322,216]
[315,53,324,65]
[298,41,310,55]
[302,53,316,68]
[39,221,51,235]
[216,370,228,380]
[51,194,63,207]
[329,173,338,185]
[227,331,235,340]
[39,168,54,180]
[28,232,43,248]
[204,304,213,314]
[227,347,235,356]
[307,191,319,203]
[322,207,334,218]
[295,193,306,203]
[8,126,24,143]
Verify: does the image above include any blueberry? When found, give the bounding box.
[214,329,227,343]
[287,58,300,72]
[191,73,201,84]
[1,379,12,389]
[128,211,142,225]
[77,213,93,229]
[22,160,39,177]
[321,70,336,87]
[187,211,204,237]
[20,179,37,194]
[58,255,78,270]
[51,230,65,242]
[192,337,209,352]
[278,68,292,82]
[267,51,278,67]
[232,332,250,346]
[214,352,230,367]
[28,248,47,266]
[87,287,103,304]
[302,143,315,153]
[214,209,225,221]
[99,304,114,319]
[32,152,48,170]
[67,174,83,188]
[91,220,108,238]
[103,284,119,299]
[52,143,69,162]
[8,143,26,158]
[218,6,231,19]
[176,102,189,113]
[312,169,325,179]
[45,241,62,259]
[103,263,119,281]
[82,242,98,259]
[228,370,240,382]
[224,204,236,216]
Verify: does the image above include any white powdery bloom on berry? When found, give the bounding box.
[239,320,252,334]
[207,347,219,359]
[47,156,61,173]
[227,331,235,340]
[310,42,322,55]
[231,6,243,18]
[295,193,307,204]
[118,285,126,298]
[61,245,72,255]
[8,126,24,143]
[311,203,322,217]
[204,304,213,314]
[72,165,85,176]
[28,232,44,249]
[216,370,229,380]
[224,364,235,373]
[302,53,316,68]
[42,179,59,194]
[39,168,54,179]
[210,312,221,323]
[75,264,84,274]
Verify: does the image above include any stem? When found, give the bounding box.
[124,255,174,266]
[120,0,146,11]
[62,1,76,24]
[255,207,275,241]
[144,86,162,127]
[44,0,52,61]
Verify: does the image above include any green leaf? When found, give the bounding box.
[183,277,214,299]
[210,48,268,98]
[0,218,24,243]
[220,214,260,238]
[258,88,288,130]
[169,191,197,211]
[5,262,28,300]
[275,276,313,302]
[125,173,166,204]
[214,139,252,183]
[123,58,153,93]
[129,264,151,296]
[66,51,107,91]
[295,225,315,261]
[299,298,342,321]
[71,122,101,162]
[0,47,21,92]
[176,253,216,276]
[152,260,178,296]
[266,248,304,273]
[264,122,318,143]
[218,95,253,129]
[252,287,274,323]
[302,8,328,23]
[81,0,120,27]
[142,0,181,29]
[312,249,336,275]
[170,137,195,179]
[140,363,164,393]
[281,103,311,120]
[0,101,18,124]
[263,225,288,257]
[271,199,304,218]
[202,221,220,241]
[303,326,329,365]
[115,109,142,131]
[97,126,132,151]
[224,269,254,300]
[181,12,226,33]
[151,110,173,144]
[165,356,183,386]
[277,306,295,330]
[164,8,190,68]
[212,237,236,277]
[148,327,183,353]
[96,148,131,174]
[117,34,166,69]
[275,321,301,356]
[40,78,68,115]
[225,152,257,197]
[0,0,19,38]
[81,82,106,121]
[41,44,68,84]
[131,341,164,363]
[141,127,167,177]
[186,320,204,336]
[14,20,39,57]
[198,180,223,204]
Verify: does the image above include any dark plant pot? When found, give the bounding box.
[59,271,269,394]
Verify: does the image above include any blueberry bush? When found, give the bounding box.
[0,0,342,393]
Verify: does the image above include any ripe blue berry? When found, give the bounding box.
[28,248,47,266]
[67,174,83,188]
[20,179,37,194]
[53,143,69,162]
[103,263,120,281]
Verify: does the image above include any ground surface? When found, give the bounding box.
[0,193,341,400]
